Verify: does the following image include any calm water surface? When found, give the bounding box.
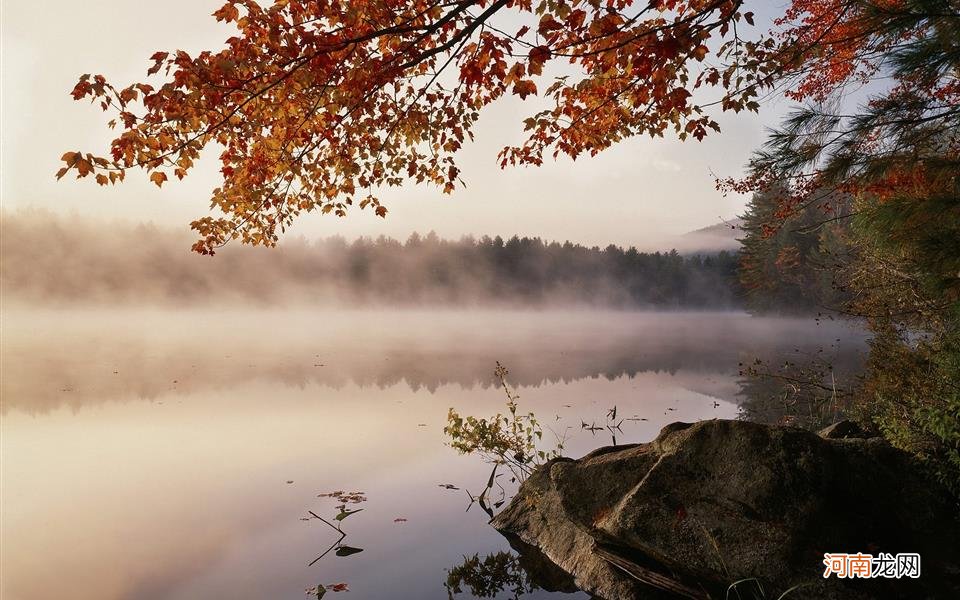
[1,310,867,600]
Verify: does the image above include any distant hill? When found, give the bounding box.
[676,218,744,253]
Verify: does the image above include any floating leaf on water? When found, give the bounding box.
[335,546,364,557]
[306,585,326,598]
[318,491,367,504]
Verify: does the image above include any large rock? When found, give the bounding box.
[492,419,959,599]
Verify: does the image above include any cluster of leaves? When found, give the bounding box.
[848,192,960,322]
[306,582,349,598]
[61,0,777,253]
[722,1,960,203]
[444,551,535,599]
[445,362,563,481]
[317,490,367,504]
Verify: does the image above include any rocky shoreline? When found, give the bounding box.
[492,419,960,599]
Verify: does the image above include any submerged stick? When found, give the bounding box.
[307,511,347,566]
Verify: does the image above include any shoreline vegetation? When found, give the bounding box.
[489,418,959,600]
[445,367,959,599]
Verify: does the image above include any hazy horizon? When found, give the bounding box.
[1,209,742,308]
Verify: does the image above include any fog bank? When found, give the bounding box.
[2,211,741,307]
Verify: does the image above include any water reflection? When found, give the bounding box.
[737,341,865,429]
[0,309,867,600]
[445,552,539,599]
[306,491,368,567]
[2,309,866,414]
[444,541,585,599]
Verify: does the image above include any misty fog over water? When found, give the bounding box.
[2,309,866,414]
[2,307,867,600]
[2,206,871,600]
[2,211,740,308]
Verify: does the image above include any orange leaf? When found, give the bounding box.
[75,159,94,177]
[213,3,239,22]
[513,80,537,100]
[528,46,551,76]
[150,171,168,187]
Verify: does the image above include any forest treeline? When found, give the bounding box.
[1,211,739,307]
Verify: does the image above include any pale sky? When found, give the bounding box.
[1,1,789,250]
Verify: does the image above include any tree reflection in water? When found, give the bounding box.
[737,340,865,430]
[445,552,535,599]
[445,536,582,599]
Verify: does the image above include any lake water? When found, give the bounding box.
[1,309,867,600]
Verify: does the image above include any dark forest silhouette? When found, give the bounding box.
[2,211,739,307]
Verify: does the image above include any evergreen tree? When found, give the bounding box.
[738,184,853,313]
